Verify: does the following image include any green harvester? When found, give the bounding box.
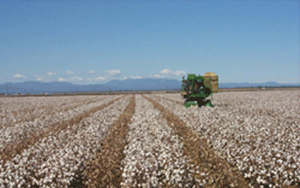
[181,72,218,108]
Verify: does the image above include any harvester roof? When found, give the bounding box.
[203,72,218,77]
[187,74,204,81]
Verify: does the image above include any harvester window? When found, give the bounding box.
[194,80,204,91]
[194,84,198,90]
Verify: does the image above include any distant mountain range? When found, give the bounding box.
[0,79,299,95]
[219,81,300,88]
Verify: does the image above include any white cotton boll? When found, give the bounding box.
[275,153,281,158]
[0,95,129,187]
[151,91,299,186]
[1,91,299,187]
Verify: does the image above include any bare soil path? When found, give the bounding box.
[0,96,124,165]
[143,95,249,188]
[83,95,136,188]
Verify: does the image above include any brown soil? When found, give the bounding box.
[0,96,124,165]
[143,95,250,188]
[4,97,104,128]
[156,95,183,105]
[83,95,136,188]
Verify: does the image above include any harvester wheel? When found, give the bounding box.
[197,100,205,107]
[185,99,198,108]
[204,99,213,107]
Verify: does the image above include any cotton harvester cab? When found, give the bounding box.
[181,72,218,108]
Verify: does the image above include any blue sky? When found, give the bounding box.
[1,0,299,84]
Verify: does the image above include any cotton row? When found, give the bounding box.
[0,95,131,187]
[0,95,101,128]
[121,95,201,187]
[150,90,300,187]
[0,95,118,148]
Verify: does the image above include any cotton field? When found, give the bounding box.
[0,90,299,188]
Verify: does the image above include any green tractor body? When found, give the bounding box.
[181,73,218,108]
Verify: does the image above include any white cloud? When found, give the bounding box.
[36,77,44,81]
[65,70,74,75]
[153,69,186,78]
[13,74,26,79]
[47,72,56,76]
[35,75,46,81]
[160,69,172,74]
[122,76,142,80]
[131,76,142,79]
[89,69,122,82]
[174,70,186,76]
[58,77,84,82]
[95,76,106,80]
[105,69,121,76]
[71,77,83,81]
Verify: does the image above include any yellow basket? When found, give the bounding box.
[203,72,218,93]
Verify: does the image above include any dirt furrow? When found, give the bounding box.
[0,96,85,127]
[143,95,249,188]
[3,97,104,128]
[83,95,136,188]
[154,92,299,119]
[151,93,300,187]
[0,95,125,165]
[120,95,201,187]
[154,95,183,105]
[0,95,131,187]
[153,94,298,131]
